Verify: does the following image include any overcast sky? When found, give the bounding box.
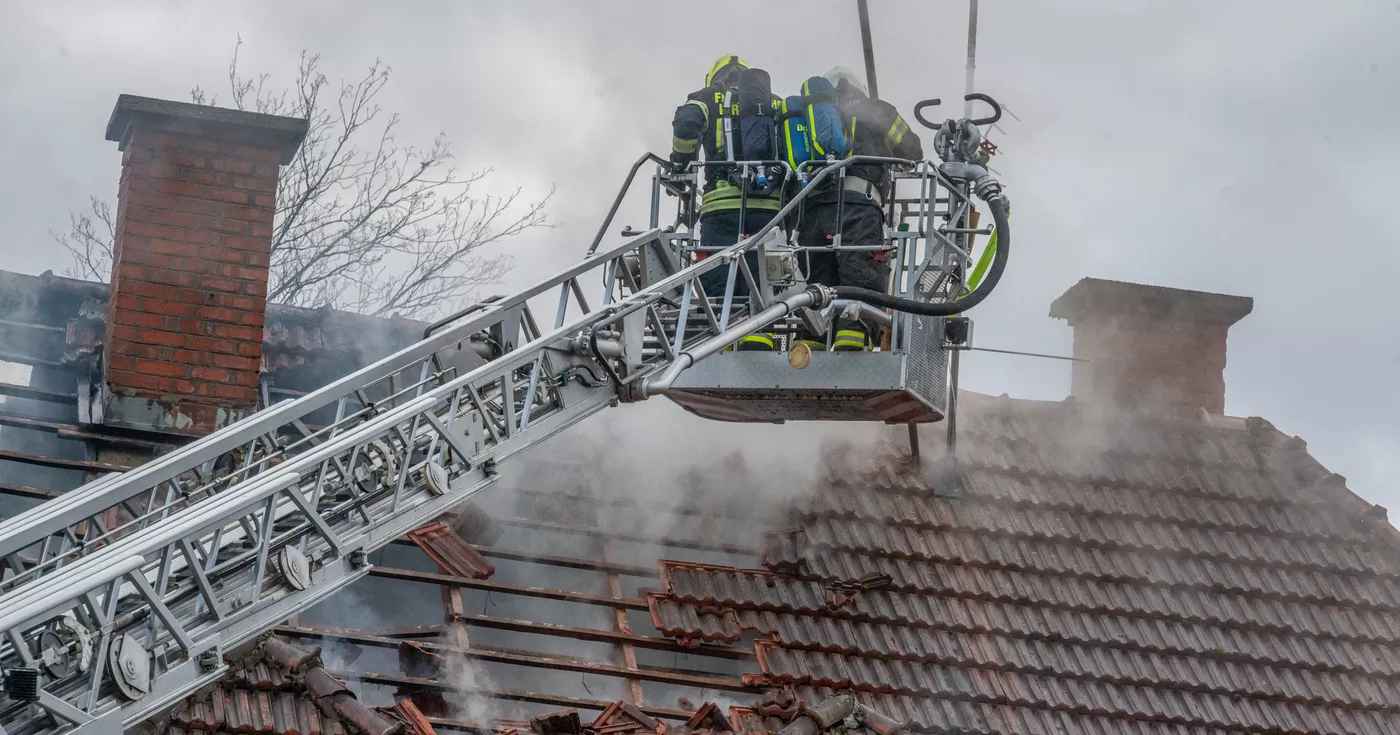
[1,1,1397,509]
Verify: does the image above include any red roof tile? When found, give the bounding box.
[531,709,584,735]
[160,635,425,735]
[408,521,496,579]
[646,396,1400,735]
[380,700,436,735]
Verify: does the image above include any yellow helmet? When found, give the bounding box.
[706,54,749,86]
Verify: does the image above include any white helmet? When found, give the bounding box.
[824,66,868,97]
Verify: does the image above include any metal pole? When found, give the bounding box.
[946,348,960,454]
[856,0,880,100]
[964,0,979,117]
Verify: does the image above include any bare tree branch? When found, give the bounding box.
[51,196,115,281]
[54,36,553,318]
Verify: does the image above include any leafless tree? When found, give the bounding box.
[54,37,552,317]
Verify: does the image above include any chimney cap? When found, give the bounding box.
[1049,277,1253,326]
[105,94,308,164]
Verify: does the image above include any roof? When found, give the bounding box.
[511,693,907,735]
[0,269,428,392]
[154,634,429,735]
[645,392,1400,735]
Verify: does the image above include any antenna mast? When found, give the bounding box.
[964,0,979,116]
[856,0,880,99]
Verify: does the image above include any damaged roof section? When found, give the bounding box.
[154,634,429,735]
[509,693,902,735]
[0,268,429,393]
[646,394,1400,735]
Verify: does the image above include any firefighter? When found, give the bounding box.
[795,66,923,352]
[670,54,783,351]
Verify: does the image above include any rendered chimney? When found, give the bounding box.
[1049,278,1253,415]
[100,95,306,435]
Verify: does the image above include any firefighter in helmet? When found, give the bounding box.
[794,66,923,351]
[670,54,783,351]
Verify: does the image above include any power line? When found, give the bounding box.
[963,346,1087,362]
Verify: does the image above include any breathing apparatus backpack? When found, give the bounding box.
[726,67,781,195]
[778,76,849,181]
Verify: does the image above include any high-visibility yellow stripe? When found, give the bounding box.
[699,197,783,215]
[704,182,783,202]
[795,339,827,352]
[738,333,775,348]
[715,92,728,153]
[672,136,699,154]
[885,117,910,148]
[835,329,865,341]
[686,99,709,122]
[781,98,800,169]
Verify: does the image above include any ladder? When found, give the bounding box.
[0,153,991,735]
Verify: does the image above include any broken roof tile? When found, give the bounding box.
[408,521,495,579]
[379,700,436,735]
[530,709,583,735]
[684,703,733,733]
[760,529,807,575]
[262,637,321,673]
[304,668,350,700]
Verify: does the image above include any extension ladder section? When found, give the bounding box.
[0,155,979,735]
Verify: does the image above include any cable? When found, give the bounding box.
[832,193,1008,317]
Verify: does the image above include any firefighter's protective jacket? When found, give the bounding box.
[671,81,783,216]
[834,85,924,189]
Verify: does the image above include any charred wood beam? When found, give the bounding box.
[0,350,63,369]
[600,534,646,706]
[278,623,445,639]
[0,382,77,405]
[371,567,649,610]
[280,613,753,661]
[387,541,658,579]
[337,671,694,721]
[500,517,757,556]
[0,482,58,501]
[424,717,492,735]
[0,413,177,451]
[0,447,132,473]
[475,545,656,578]
[328,634,756,691]
[320,633,757,691]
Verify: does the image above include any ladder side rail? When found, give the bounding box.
[0,227,674,566]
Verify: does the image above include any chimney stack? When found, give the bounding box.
[1050,278,1252,416]
[100,95,306,435]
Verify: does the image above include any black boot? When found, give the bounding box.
[832,320,867,352]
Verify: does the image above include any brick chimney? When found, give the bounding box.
[1049,278,1253,415]
[100,95,306,435]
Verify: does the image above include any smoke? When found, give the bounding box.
[505,399,893,540]
[450,398,899,720]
